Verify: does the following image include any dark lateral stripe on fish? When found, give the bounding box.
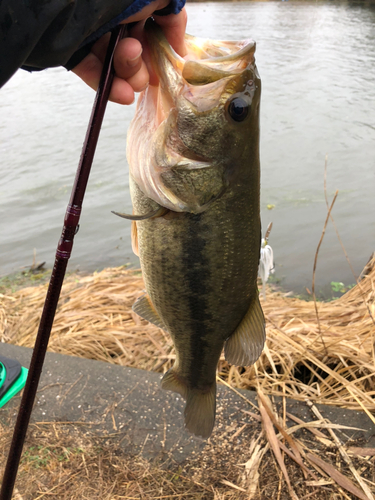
[181,213,213,388]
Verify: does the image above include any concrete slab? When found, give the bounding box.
[1,342,374,462]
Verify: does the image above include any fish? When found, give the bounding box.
[120,19,265,438]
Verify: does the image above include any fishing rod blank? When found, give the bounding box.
[0,24,127,499]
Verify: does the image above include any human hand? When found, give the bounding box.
[72,2,187,104]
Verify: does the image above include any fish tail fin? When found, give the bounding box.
[161,369,216,438]
[184,384,216,439]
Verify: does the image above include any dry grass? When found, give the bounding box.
[1,393,374,500]
[1,255,374,415]
[1,256,375,499]
[1,404,375,500]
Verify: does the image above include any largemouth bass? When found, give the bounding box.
[123,20,265,438]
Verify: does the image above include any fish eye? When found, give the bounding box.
[228,97,250,122]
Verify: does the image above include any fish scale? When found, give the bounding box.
[125,19,265,438]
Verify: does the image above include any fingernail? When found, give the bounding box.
[128,48,143,67]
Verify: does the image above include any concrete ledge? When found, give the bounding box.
[1,342,374,461]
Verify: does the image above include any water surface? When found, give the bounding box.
[0,1,374,295]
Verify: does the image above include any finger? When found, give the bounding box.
[129,10,188,86]
[72,52,135,105]
[113,37,144,81]
[125,59,149,93]
[93,35,144,79]
[129,20,159,86]
[91,34,148,95]
[153,8,188,58]
[108,76,136,104]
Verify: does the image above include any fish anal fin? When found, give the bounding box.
[131,221,139,257]
[161,369,188,399]
[132,295,166,330]
[224,295,265,367]
[161,369,216,439]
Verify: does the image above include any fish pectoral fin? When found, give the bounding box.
[112,206,169,221]
[224,295,266,367]
[132,295,166,330]
[161,369,216,439]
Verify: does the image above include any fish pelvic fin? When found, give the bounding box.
[224,294,266,367]
[112,206,169,221]
[161,369,216,439]
[132,295,166,330]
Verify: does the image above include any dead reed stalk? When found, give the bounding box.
[1,257,374,416]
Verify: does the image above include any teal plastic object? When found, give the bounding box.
[0,355,28,408]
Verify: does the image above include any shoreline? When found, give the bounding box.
[1,263,374,411]
[0,262,360,302]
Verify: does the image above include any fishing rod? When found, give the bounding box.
[0,24,127,499]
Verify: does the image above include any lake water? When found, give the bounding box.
[0,1,374,295]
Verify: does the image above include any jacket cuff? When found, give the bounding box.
[154,0,186,16]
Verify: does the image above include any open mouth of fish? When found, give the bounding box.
[127,19,258,213]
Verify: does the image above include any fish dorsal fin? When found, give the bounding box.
[161,369,216,439]
[224,295,265,366]
[132,295,166,330]
[131,221,139,257]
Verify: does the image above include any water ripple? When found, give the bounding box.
[0,1,374,292]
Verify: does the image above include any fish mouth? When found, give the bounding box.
[144,18,256,120]
[127,20,259,213]
[145,18,255,85]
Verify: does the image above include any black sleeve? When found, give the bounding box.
[0,0,185,88]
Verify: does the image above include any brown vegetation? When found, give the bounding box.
[1,255,374,415]
[1,254,375,498]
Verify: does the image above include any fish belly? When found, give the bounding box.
[131,176,260,384]
[130,175,261,437]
